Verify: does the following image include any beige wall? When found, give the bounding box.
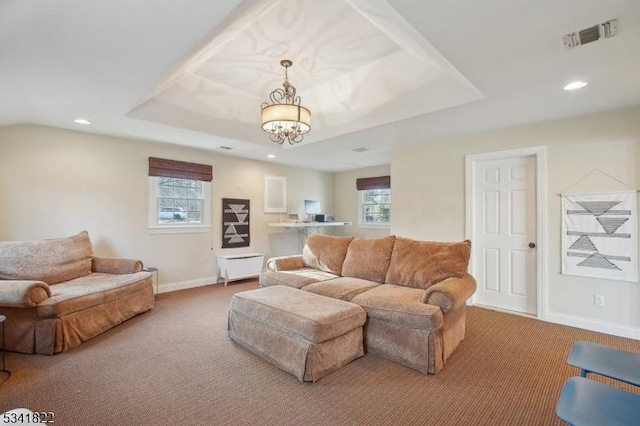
[0,124,334,288]
[391,106,640,334]
[4,107,640,334]
[334,164,391,239]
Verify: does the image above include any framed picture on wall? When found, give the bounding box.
[222,198,250,248]
[264,175,287,213]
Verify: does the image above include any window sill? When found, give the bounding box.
[358,223,391,230]
[148,225,211,235]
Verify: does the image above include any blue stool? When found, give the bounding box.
[568,341,640,387]
[556,377,640,426]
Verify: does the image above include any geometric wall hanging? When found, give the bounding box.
[222,198,250,249]
[562,191,638,282]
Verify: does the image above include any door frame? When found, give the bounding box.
[465,146,548,319]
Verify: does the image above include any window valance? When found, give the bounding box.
[356,175,390,190]
[148,157,212,182]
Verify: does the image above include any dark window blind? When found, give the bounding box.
[356,175,390,190]
[148,157,212,182]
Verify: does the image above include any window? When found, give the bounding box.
[156,178,204,224]
[148,157,212,233]
[360,188,391,225]
[356,175,391,227]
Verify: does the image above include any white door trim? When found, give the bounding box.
[465,146,548,320]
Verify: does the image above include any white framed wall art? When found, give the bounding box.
[264,175,287,213]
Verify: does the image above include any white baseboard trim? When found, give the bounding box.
[544,311,640,340]
[158,276,220,294]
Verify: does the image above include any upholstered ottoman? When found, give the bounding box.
[228,285,366,382]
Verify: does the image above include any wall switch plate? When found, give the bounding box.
[594,295,605,307]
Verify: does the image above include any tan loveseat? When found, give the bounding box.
[259,234,477,374]
[0,231,154,355]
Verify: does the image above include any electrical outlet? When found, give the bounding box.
[594,295,605,307]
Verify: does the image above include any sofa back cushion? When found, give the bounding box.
[0,231,94,284]
[385,237,471,289]
[302,234,354,275]
[341,235,396,283]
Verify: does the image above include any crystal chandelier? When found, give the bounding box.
[261,59,311,144]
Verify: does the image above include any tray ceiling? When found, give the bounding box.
[128,0,483,149]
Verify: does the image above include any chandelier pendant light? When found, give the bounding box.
[261,59,311,144]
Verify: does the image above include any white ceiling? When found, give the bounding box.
[1,0,639,171]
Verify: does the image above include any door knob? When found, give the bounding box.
[528,242,536,248]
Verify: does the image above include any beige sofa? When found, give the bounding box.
[259,234,477,374]
[0,231,154,355]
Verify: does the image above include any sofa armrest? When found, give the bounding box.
[420,273,477,313]
[92,257,143,274]
[0,280,51,307]
[265,255,305,272]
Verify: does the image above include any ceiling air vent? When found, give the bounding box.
[563,19,618,49]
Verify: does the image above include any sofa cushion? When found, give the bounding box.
[259,269,339,289]
[302,277,380,301]
[341,235,396,283]
[0,231,94,285]
[385,237,471,289]
[302,234,354,275]
[351,284,443,331]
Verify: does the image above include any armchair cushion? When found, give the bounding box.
[385,237,471,289]
[37,272,151,318]
[0,231,93,284]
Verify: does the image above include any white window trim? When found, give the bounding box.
[358,189,391,229]
[359,223,391,230]
[148,177,212,234]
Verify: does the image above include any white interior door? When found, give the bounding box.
[473,155,537,315]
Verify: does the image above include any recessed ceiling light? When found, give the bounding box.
[74,118,92,125]
[564,81,588,91]
[267,154,276,159]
